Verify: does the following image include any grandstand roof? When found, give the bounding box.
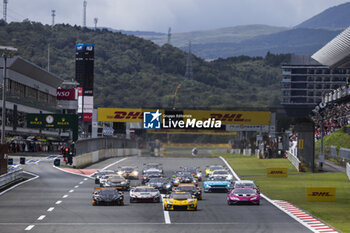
[312,27,350,68]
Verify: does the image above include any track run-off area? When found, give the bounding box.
[0,152,337,233]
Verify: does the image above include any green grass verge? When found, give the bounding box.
[221,153,350,233]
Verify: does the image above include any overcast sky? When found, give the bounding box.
[2,0,350,33]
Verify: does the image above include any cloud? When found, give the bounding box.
[3,0,350,32]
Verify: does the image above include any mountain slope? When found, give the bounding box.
[188,28,342,59]
[138,24,288,48]
[296,2,350,29]
[0,21,286,109]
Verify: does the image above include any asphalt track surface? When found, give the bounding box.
[0,154,313,233]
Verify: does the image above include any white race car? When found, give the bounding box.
[129,186,161,203]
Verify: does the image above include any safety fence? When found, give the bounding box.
[230,149,252,156]
[347,163,350,181]
[328,146,350,161]
[286,151,302,172]
[0,167,23,187]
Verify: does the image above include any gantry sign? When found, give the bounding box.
[98,108,271,134]
[26,114,78,141]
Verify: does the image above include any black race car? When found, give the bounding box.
[93,170,116,184]
[141,171,164,184]
[146,177,173,194]
[174,183,203,200]
[182,166,203,181]
[172,171,199,186]
[92,188,124,206]
[101,176,130,191]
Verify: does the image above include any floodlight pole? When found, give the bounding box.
[1,53,7,144]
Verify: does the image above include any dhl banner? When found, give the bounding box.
[147,129,237,135]
[306,187,336,202]
[183,110,270,125]
[266,168,288,177]
[98,108,271,125]
[98,108,164,122]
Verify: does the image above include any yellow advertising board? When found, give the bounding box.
[147,129,237,135]
[266,168,288,177]
[306,187,336,202]
[98,108,163,122]
[183,110,270,125]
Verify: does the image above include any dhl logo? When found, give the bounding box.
[266,168,288,177]
[309,192,333,197]
[306,187,336,202]
[209,113,247,122]
[268,171,283,174]
[98,108,161,123]
[108,111,143,120]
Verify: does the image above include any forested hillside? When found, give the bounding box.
[0,21,289,109]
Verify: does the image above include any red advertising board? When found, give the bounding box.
[56,89,76,100]
[83,113,92,122]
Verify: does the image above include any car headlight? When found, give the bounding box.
[121,182,126,185]
[167,200,173,204]
[165,184,171,189]
[130,193,135,197]
[187,199,195,203]
[132,171,138,176]
[230,196,240,200]
[251,197,257,200]
[118,171,123,175]
[197,173,202,177]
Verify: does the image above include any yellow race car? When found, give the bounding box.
[118,166,139,179]
[205,165,225,177]
[163,192,197,211]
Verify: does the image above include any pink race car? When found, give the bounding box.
[227,188,260,205]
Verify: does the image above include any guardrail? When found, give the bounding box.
[73,148,140,168]
[347,163,350,181]
[0,167,23,187]
[339,148,350,161]
[328,146,350,161]
[76,137,136,155]
[286,151,302,172]
[330,146,337,159]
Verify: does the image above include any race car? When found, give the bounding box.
[163,191,197,211]
[210,169,233,181]
[172,171,199,186]
[92,187,124,206]
[141,171,164,184]
[173,183,203,200]
[181,166,203,181]
[117,166,139,179]
[146,177,173,194]
[232,180,260,194]
[142,163,163,174]
[227,188,260,205]
[93,170,116,184]
[205,165,225,177]
[100,176,130,191]
[129,186,161,203]
[98,174,121,186]
[203,175,232,192]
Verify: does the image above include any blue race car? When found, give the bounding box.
[204,175,232,192]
